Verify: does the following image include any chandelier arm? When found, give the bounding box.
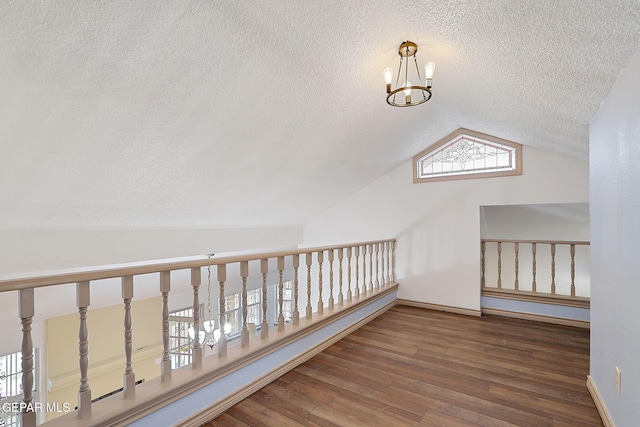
[413,55,423,85]
[395,56,403,87]
[404,46,409,89]
[393,56,403,105]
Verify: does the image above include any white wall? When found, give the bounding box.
[480,203,590,241]
[589,46,640,424]
[304,144,589,311]
[0,226,302,276]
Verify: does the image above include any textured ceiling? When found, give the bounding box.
[1,1,639,229]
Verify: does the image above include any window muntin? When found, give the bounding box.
[221,288,262,337]
[413,128,522,183]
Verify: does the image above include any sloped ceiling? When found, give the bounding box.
[1,1,639,229]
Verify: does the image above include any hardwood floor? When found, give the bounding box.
[202,305,602,426]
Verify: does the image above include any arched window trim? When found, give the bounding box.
[413,128,523,183]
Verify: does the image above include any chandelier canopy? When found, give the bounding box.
[384,41,435,107]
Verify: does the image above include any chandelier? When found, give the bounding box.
[188,254,231,351]
[384,41,435,107]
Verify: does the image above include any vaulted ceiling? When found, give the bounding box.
[2,1,639,229]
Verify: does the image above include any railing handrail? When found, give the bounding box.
[481,238,589,245]
[0,239,396,292]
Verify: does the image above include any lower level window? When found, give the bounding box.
[274,280,293,324]
[0,350,38,427]
[222,288,262,337]
[168,307,196,369]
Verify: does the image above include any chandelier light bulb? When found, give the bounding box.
[404,81,413,104]
[403,81,412,96]
[383,67,393,84]
[425,61,436,79]
[425,61,436,88]
[383,67,393,93]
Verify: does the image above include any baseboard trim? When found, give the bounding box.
[482,288,590,308]
[396,299,482,317]
[587,375,615,427]
[482,307,590,329]
[176,299,397,427]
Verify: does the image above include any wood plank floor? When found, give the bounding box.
[202,305,602,426]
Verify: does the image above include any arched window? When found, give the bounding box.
[413,128,522,183]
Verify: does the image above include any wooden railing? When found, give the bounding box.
[0,239,396,427]
[481,239,590,305]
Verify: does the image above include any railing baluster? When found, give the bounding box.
[306,253,313,319]
[122,275,135,398]
[551,244,556,295]
[347,247,353,301]
[218,264,227,358]
[570,244,576,297]
[362,245,367,294]
[293,254,300,325]
[190,267,203,368]
[368,244,374,292]
[532,243,537,293]
[328,249,335,310]
[77,281,91,418]
[317,251,324,314]
[497,242,502,289]
[386,241,391,284]
[481,241,486,288]
[381,243,386,286]
[277,256,285,332]
[338,248,344,304]
[19,288,36,427]
[354,246,360,297]
[261,259,269,339]
[392,240,396,282]
[514,242,519,291]
[375,243,380,289]
[241,261,250,347]
[160,272,171,383]
[385,241,390,284]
